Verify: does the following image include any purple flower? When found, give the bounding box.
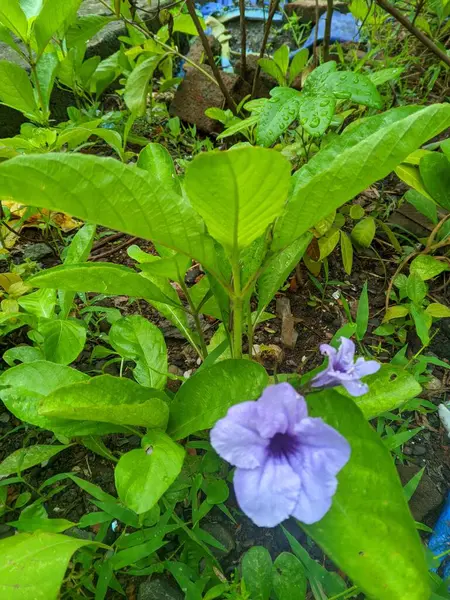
[210,383,350,528]
[312,337,380,397]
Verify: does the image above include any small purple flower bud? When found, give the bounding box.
[210,383,350,528]
[311,337,380,397]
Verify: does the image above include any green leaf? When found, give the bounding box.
[340,230,353,275]
[0,531,95,600]
[410,255,448,280]
[172,12,204,35]
[406,272,428,303]
[11,517,76,534]
[298,91,336,137]
[273,104,450,250]
[318,228,340,259]
[256,234,312,322]
[0,445,70,477]
[0,153,222,283]
[304,390,430,600]
[0,61,38,119]
[242,546,273,600]
[0,361,126,437]
[202,479,229,504]
[410,303,431,346]
[109,315,167,389]
[34,51,59,114]
[20,0,44,20]
[383,305,410,321]
[28,263,176,306]
[168,359,268,440]
[39,374,169,429]
[405,190,438,224]
[383,426,422,451]
[115,430,185,514]
[395,163,432,199]
[66,15,114,49]
[426,303,450,318]
[0,1,28,40]
[342,364,422,419]
[403,467,425,502]
[137,143,182,196]
[368,67,403,86]
[38,318,86,365]
[326,71,382,108]
[273,45,289,78]
[351,216,376,247]
[33,0,83,55]
[288,49,308,85]
[272,552,307,600]
[256,89,302,147]
[18,288,56,318]
[419,152,450,210]
[349,204,365,219]
[258,58,285,86]
[3,345,43,366]
[356,281,369,341]
[59,223,96,318]
[124,56,161,116]
[185,147,290,254]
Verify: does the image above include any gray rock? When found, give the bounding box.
[412,445,427,457]
[201,521,235,558]
[23,243,53,261]
[397,464,443,522]
[0,524,15,540]
[65,526,95,541]
[138,578,183,600]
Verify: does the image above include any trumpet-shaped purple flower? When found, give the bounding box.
[210,383,350,528]
[312,337,380,397]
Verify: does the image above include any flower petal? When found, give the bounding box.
[354,357,380,378]
[336,337,356,369]
[311,369,339,389]
[319,343,337,359]
[234,456,301,527]
[341,378,369,397]
[210,401,268,469]
[292,466,337,525]
[256,383,307,438]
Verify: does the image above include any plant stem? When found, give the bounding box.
[185,0,238,113]
[179,279,208,360]
[247,296,254,359]
[323,0,333,61]
[251,0,281,98]
[313,0,320,67]
[239,0,247,78]
[232,261,243,359]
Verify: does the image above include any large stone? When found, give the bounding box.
[397,464,444,522]
[285,0,348,21]
[138,578,183,600]
[170,65,251,133]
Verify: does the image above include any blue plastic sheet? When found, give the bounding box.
[290,11,360,58]
[429,493,450,581]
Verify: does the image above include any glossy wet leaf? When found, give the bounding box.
[40,375,169,429]
[38,319,86,365]
[419,152,450,210]
[115,430,185,514]
[28,263,176,306]
[342,364,422,418]
[168,359,268,440]
[304,390,430,600]
[184,147,290,254]
[0,445,70,477]
[272,552,307,600]
[298,91,336,137]
[273,104,450,250]
[257,88,301,146]
[109,315,167,389]
[0,531,95,600]
[242,546,273,600]
[326,71,382,108]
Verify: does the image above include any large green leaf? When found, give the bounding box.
[137,143,182,195]
[256,233,312,322]
[0,153,221,282]
[326,71,382,108]
[115,430,185,514]
[340,364,422,419]
[39,374,169,429]
[0,61,38,119]
[184,147,290,255]
[167,359,268,440]
[109,316,167,389]
[66,15,114,49]
[0,1,28,40]
[242,546,273,600]
[298,91,336,137]
[124,56,162,116]
[304,390,429,600]
[33,0,82,55]
[273,104,450,250]
[0,531,95,600]
[0,362,127,437]
[419,152,450,210]
[272,553,307,600]
[28,263,176,306]
[38,318,86,365]
[0,444,70,477]
[256,88,302,147]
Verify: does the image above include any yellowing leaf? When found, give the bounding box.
[383,305,409,322]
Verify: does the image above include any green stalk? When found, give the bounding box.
[179,279,208,360]
[232,261,243,359]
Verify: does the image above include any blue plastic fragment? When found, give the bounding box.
[429,493,450,580]
[290,11,360,58]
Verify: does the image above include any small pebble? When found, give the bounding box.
[412,445,426,457]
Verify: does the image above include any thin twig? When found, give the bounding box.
[185,0,238,113]
[376,0,450,68]
[239,0,247,79]
[313,0,320,66]
[91,236,138,260]
[91,232,126,252]
[251,0,281,98]
[323,0,333,62]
